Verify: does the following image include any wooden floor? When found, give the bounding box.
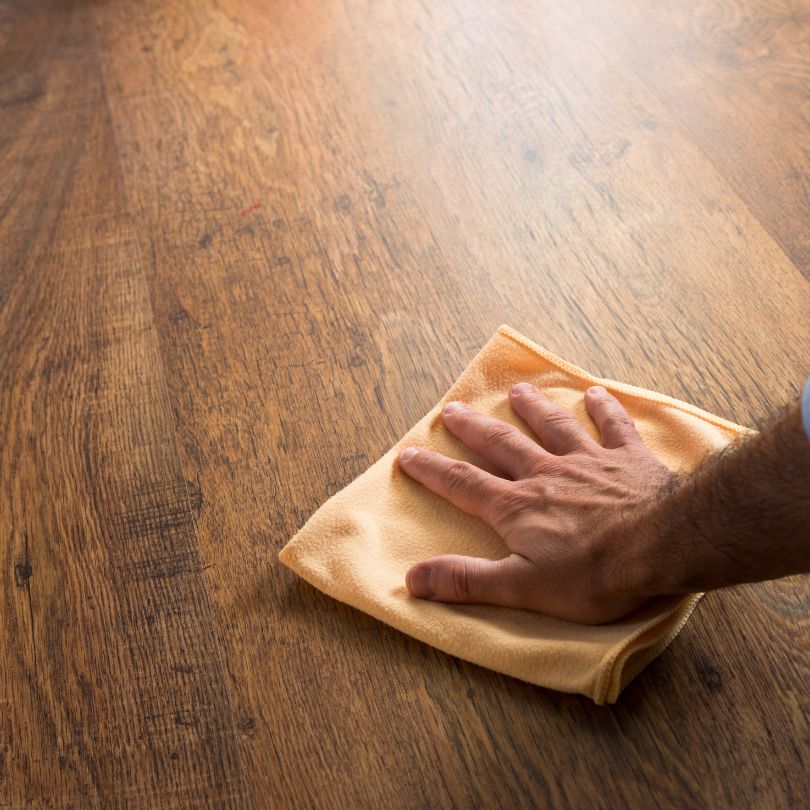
[2,0,809,807]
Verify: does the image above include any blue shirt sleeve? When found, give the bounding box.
[803,376,810,445]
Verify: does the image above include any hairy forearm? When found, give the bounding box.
[634,402,810,597]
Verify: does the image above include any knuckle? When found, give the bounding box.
[495,485,531,517]
[525,453,561,478]
[483,421,517,446]
[542,410,578,438]
[443,460,476,494]
[543,410,573,429]
[494,481,544,524]
[604,411,636,436]
[449,561,470,599]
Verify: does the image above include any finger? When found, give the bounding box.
[584,385,642,449]
[406,553,532,608]
[398,447,507,523]
[440,401,547,479]
[509,382,596,455]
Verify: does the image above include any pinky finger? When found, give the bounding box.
[585,386,642,449]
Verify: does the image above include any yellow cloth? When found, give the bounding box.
[279,326,751,703]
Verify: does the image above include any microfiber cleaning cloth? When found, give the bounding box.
[279,326,751,703]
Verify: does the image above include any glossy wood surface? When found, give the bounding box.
[1,0,808,807]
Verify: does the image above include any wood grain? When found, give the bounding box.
[0,3,245,807]
[2,0,808,807]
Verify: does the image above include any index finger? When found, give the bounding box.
[398,447,507,525]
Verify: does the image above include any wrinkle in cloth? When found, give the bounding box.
[279,326,751,703]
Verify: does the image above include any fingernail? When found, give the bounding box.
[511,382,533,395]
[399,447,419,462]
[443,401,464,415]
[588,385,605,395]
[407,566,434,598]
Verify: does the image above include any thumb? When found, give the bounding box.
[406,554,530,608]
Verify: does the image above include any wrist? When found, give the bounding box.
[623,471,747,597]
[605,485,690,601]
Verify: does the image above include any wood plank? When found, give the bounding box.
[0,3,245,807]
[573,0,810,278]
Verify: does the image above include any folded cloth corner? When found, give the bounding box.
[279,325,752,704]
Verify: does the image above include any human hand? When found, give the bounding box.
[398,383,676,624]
